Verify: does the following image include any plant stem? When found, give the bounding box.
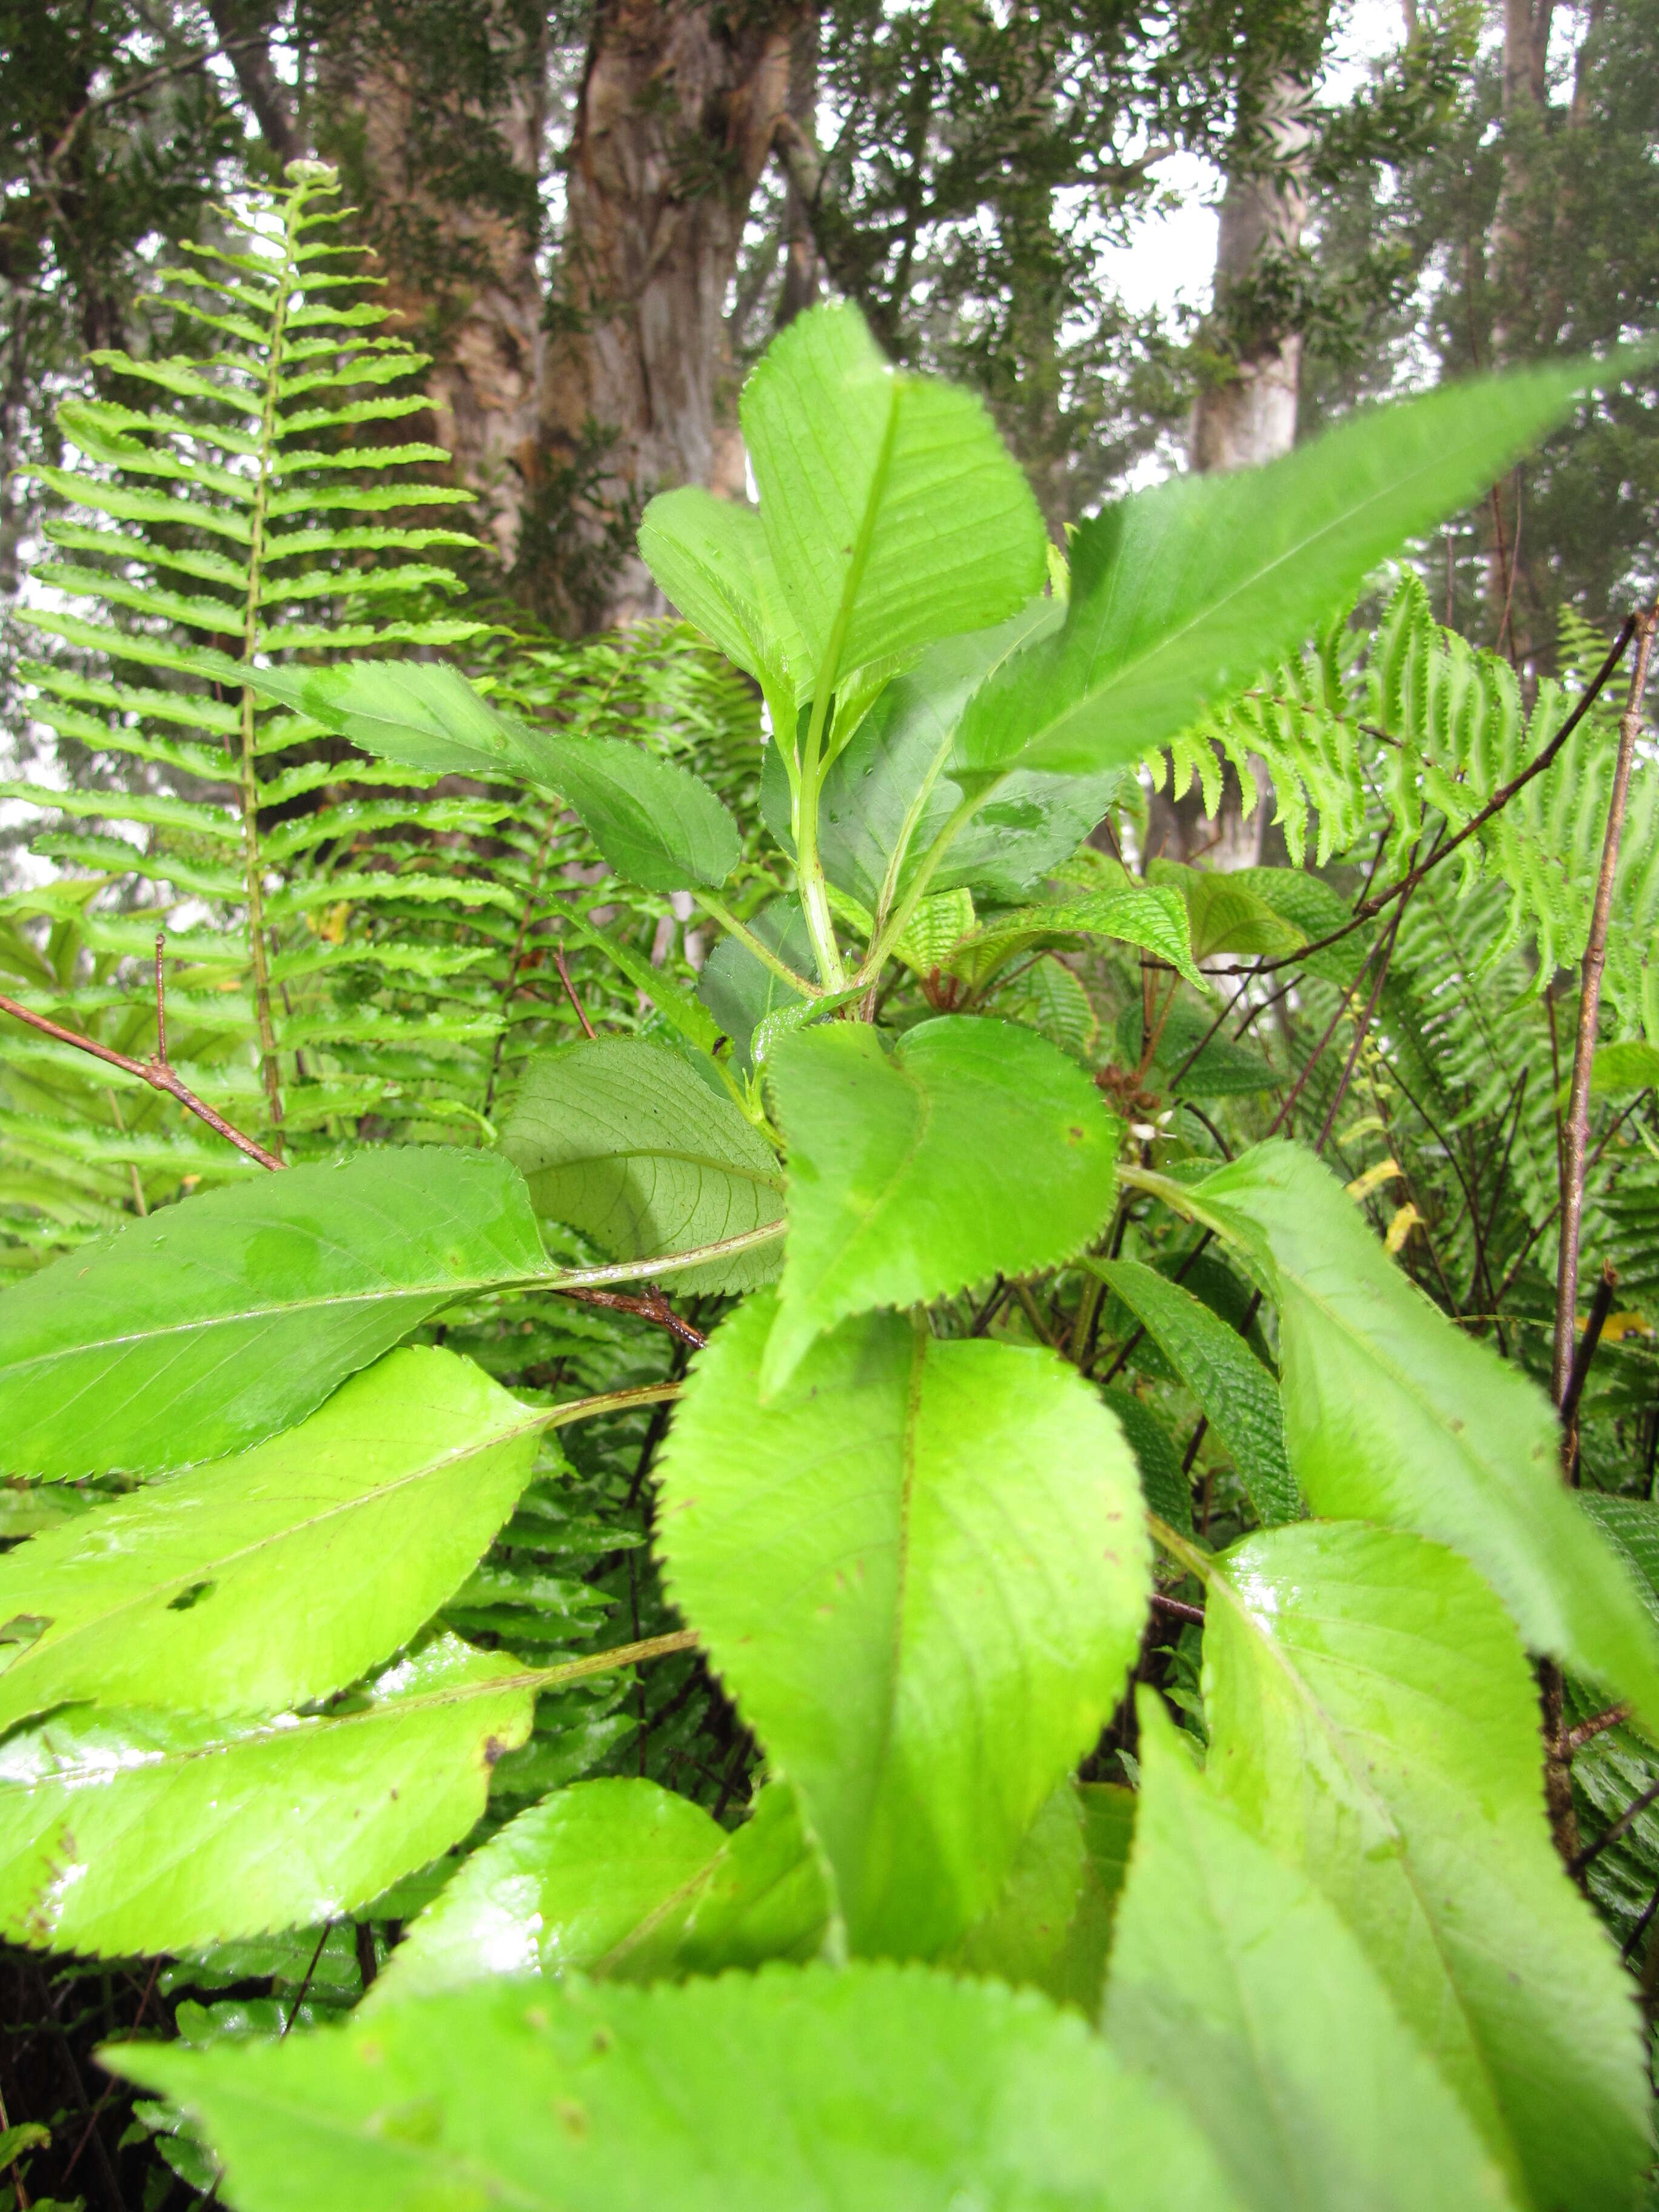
[1551,602,1658,1409]
[695,893,822,998]
[235,183,301,1151]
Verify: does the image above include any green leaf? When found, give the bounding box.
[560,909,722,1055]
[956,354,1645,778]
[1161,1139,1659,1731]
[1101,1386,1193,1535]
[244,662,739,892]
[0,1148,548,1478]
[0,1347,540,1735]
[763,1015,1121,1395]
[1589,1039,1659,1096]
[696,897,815,1074]
[371,1778,829,2006]
[1199,1520,1649,2212]
[741,302,1048,691]
[656,1296,1148,1956]
[1149,863,1307,964]
[760,608,1121,908]
[1104,1698,1515,2212]
[638,488,808,709]
[1097,1260,1297,1526]
[947,1780,1133,2015]
[0,1635,532,1957]
[115,1960,1239,2212]
[501,1039,784,1295]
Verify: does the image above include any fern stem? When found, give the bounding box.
[233,189,300,1151]
[1552,600,1659,1418]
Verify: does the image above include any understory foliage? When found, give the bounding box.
[2,164,1659,2212]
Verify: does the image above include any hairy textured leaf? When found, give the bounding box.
[244,661,739,891]
[657,1297,1148,1957]
[1098,1260,1296,1525]
[0,1637,531,1957]
[1100,1387,1192,1534]
[0,1348,539,1735]
[948,1780,1133,2015]
[956,353,1643,777]
[501,1039,784,1295]
[763,1015,1121,1392]
[372,1778,828,2006]
[1164,1140,1659,1729]
[741,304,1047,692]
[116,1962,1239,2212]
[1105,1700,1514,2212]
[0,1150,547,1478]
[1201,1520,1649,2212]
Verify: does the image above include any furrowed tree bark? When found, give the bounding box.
[315,5,549,569]
[540,1,801,629]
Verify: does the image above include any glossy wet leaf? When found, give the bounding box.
[115,1960,1241,2212]
[0,1150,548,1478]
[0,1347,539,1735]
[657,1297,1148,1957]
[1104,1700,1515,2212]
[763,1015,1121,1393]
[1167,1139,1659,1731]
[501,1039,785,1295]
[246,660,740,891]
[741,302,1048,690]
[956,354,1643,779]
[371,1777,829,2006]
[1098,1260,1296,1526]
[0,1636,532,1957]
[1202,1520,1649,2212]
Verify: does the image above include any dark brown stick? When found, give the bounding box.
[553,946,597,1041]
[1552,605,1658,1409]
[0,987,286,1173]
[557,1284,706,1350]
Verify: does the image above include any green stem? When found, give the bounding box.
[695,893,822,999]
[856,780,996,987]
[1147,1512,1214,1582]
[235,185,299,1150]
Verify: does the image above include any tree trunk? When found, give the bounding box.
[1188,71,1313,474]
[316,13,549,572]
[1155,67,1316,865]
[538,1,799,629]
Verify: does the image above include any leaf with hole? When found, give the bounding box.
[656,1296,1148,1957]
[0,1149,547,1478]
[0,1347,540,1735]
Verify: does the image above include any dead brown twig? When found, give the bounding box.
[0,931,286,1174]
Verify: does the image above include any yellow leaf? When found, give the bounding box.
[1384,1201,1422,1255]
[1346,1159,1401,1202]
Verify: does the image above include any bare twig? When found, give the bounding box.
[1571,1773,1659,1875]
[0,940,286,1173]
[1559,1703,1629,1760]
[553,945,597,1040]
[556,1283,706,1350]
[1552,604,1658,1409]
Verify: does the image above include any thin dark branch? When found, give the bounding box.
[557,1284,706,1350]
[0,988,286,1173]
[553,945,597,1041]
[1572,1773,1659,1875]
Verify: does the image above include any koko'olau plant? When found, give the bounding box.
[3,220,1659,2210]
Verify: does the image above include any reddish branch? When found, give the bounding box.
[557,1284,707,1350]
[0,932,286,1173]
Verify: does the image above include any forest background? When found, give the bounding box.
[1,1,1659,2207]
